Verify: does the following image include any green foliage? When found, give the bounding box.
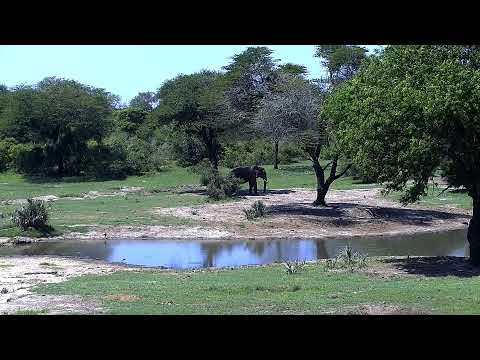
[323,45,480,204]
[204,170,241,200]
[0,77,116,176]
[243,201,268,220]
[315,45,368,84]
[113,107,148,134]
[0,137,19,171]
[221,139,274,168]
[325,245,368,272]
[11,199,49,231]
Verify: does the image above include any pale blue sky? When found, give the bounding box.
[0,45,381,104]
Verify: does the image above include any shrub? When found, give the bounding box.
[206,182,225,200]
[325,245,368,272]
[279,142,305,164]
[282,260,306,274]
[0,137,19,171]
[11,199,49,231]
[243,201,268,220]
[205,171,241,200]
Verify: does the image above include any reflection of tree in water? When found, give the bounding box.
[200,242,236,268]
[243,241,266,257]
[18,241,114,260]
[315,240,329,260]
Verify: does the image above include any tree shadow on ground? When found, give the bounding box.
[267,202,471,227]
[382,256,480,278]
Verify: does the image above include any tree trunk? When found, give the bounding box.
[468,192,480,266]
[274,141,279,170]
[311,158,329,206]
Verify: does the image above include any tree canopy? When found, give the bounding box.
[323,45,480,263]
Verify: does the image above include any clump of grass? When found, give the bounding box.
[11,199,49,231]
[244,201,268,220]
[325,245,368,272]
[282,260,306,274]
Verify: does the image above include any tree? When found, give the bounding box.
[129,91,157,111]
[278,63,309,77]
[155,70,243,171]
[0,77,115,175]
[254,74,310,169]
[298,45,368,206]
[322,45,480,264]
[113,107,148,134]
[314,45,368,86]
[223,47,279,116]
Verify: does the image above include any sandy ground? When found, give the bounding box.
[148,188,471,240]
[0,256,132,314]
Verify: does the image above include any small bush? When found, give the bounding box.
[243,201,268,220]
[207,182,225,200]
[11,199,49,231]
[282,260,306,274]
[325,245,368,272]
[222,175,241,197]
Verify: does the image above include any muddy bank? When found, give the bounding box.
[0,256,133,314]
[1,188,472,244]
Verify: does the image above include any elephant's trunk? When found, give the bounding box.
[264,180,267,193]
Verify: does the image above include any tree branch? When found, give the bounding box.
[322,161,333,171]
[334,163,353,180]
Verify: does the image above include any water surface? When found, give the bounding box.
[0,229,467,269]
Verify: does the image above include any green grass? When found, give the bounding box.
[261,161,378,190]
[386,185,473,210]
[0,161,378,237]
[0,166,201,201]
[15,309,49,315]
[33,260,480,314]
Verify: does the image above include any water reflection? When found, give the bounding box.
[0,229,467,269]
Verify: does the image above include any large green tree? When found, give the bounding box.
[323,45,480,264]
[155,70,243,170]
[223,47,279,117]
[0,77,116,175]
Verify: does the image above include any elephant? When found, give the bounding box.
[231,165,268,195]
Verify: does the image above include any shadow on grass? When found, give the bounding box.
[383,256,480,278]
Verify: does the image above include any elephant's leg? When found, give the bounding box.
[254,179,258,195]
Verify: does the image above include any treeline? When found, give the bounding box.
[0,45,372,206]
[0,47,324,179]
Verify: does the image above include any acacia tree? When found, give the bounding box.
[223,46,279,118]
[155,70,243,171]
[129,91,157,111]
[0,77,116,175]
[323,45,480,265]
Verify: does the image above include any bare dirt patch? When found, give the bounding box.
[0,256,133,314]
[343,304,430,315]
[149,188,470,240]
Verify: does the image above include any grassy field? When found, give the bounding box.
[32,259,480,315]
[0,161,375,237]
[387,186,472,210]
[0,161,472,238]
